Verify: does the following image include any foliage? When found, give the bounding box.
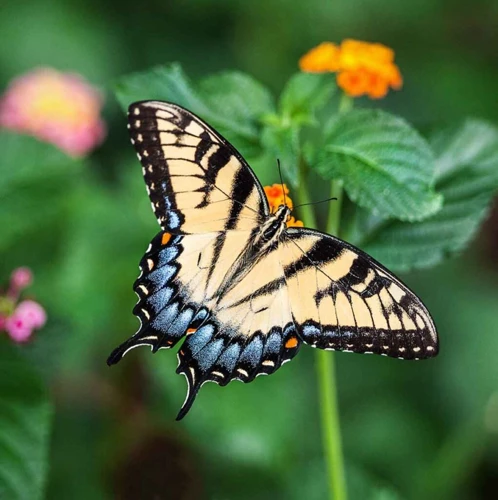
[0,338,52,500]
[362,119,498,270]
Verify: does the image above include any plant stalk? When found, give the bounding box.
[298,157,347,500]
[297,156,318,229]
[326,180,343,237]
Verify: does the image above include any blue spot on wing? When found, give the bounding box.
[302,323,320,340]
[152,302,179,331]
[239,337,263,367]
[192,308,209,324]
[167,211,181,229]
[163,194,173,210]
[157,246,179,266]
[185,324,215,355]
[217,344,241,371]
[196,339,224,370]
[148,265,176,287]
[263,332,281,356]
[284,323,297,336]
[148,287,174,313]
[168,308,194,338]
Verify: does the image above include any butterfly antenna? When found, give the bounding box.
[294,197,338,209]
[277,159,287,207]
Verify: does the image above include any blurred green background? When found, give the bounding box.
[1,0,498,499]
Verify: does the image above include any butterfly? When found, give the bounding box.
[107,101,439,420]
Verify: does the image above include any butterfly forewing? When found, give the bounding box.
[127,101,268,233]
[108,100,439,420]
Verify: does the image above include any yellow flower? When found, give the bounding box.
[299,39,403,99]
[263,184,303,228]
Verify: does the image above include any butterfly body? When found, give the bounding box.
[108,101,439,420]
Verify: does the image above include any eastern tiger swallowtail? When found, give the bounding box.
[107,101,439,420]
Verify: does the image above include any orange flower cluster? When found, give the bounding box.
[299,39,402,99]
[264,184,303,228]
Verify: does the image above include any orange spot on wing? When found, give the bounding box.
[186,328,197,335]
[161,232,172,245]
[285,337,299,349]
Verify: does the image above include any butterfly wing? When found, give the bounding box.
[108,101,272,407]
[281,227,438,358]
[127,101,269,233]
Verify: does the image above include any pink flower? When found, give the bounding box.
[0,67,106,156]
[4,300,46,343]
[16,300,46,329]
[5,313,33,343]
[10,267,33,291]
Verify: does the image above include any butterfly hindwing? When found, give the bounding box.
[107,231,194,363]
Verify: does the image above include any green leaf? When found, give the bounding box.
[0,338,52,500]
[115,65,275,159]
[361,119,498,271]
[261,124,300,186]
[0,132,76,196]
[0,132,81,251]
[199,71,274,135]
[114,63,211,118]
[198,71,275,157]
[316,109,442,221]
[279,72,336,125]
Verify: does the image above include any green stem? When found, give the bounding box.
[325,93,351,238]
[316,350,346,500]
[326,180,343,237]
[298,158,347,500]
[297,157,318,228]
[338,93,353,114]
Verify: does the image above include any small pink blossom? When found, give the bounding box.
[10,267,33,291]
[16,300,47,329]
[5,313,33,343]
[0,67,106,156]
[1,268,47,344]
